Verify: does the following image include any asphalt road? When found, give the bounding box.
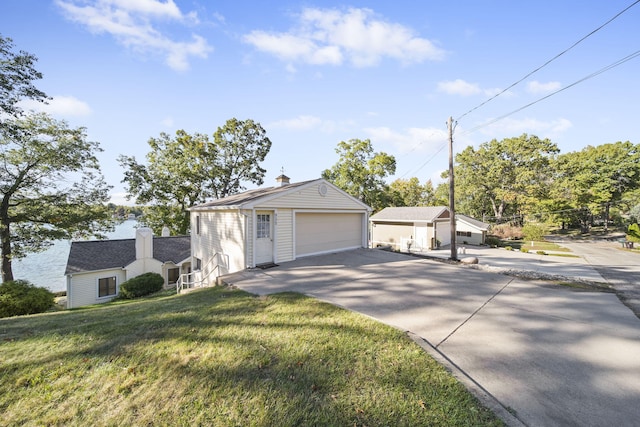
[548,238,640,316]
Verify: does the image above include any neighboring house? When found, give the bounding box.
[369,206,451,251]
[188,176,371,285]
[64,227,190,308]
[456,214,490,245]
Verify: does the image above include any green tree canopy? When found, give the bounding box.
[321,139,396,211]
[119,118,272,235]
[453,134,559,221]
[388,177,435,207]
[554,141,640,230]
[0,35,48,123]
[1,113,113,282]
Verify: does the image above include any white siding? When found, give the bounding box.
[191,209,246,276]
[275,209,294,263]
[67,269,126,309]
[259,182,366,210]
[456,221,486,245]
[127,258,163,279]
[435,220,451,247]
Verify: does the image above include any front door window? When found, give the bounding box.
[257,214,271,239]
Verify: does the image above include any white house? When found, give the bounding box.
[187,176,371,286]
[455,214,490,245]
[369,206,451,251]
[64,227,190,308]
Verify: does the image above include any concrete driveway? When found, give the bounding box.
[223,248,640,427]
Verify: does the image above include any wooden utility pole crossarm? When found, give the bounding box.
[447,116,457,261]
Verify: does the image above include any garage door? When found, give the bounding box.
[296,213,363,256]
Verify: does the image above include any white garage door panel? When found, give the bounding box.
[296,213,362,256]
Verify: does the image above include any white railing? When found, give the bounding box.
[176,253,228,294]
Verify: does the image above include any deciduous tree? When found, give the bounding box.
[388,177,435,207]
[555,141,640,230]
[0,35,48,124]
[321,139,395,211]
[453,134,559,221]
[119,118,272,235]
[1,113,113,282]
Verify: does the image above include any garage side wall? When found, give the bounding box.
[192,210,247,276]
[456,221,485,245]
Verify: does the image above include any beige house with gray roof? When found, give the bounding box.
[370,206,451,251]
[187,176,371,287]
[64,228,190,308]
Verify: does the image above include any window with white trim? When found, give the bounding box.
[257,214,270,239]
[98,276,117,298]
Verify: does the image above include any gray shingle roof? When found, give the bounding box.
[65,235,190,275]
[370,206,450,222]
[189,179,320,210]
[457,214,490,230]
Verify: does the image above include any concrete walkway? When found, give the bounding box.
[222,248,640,427]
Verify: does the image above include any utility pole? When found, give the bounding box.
[447,116,457,261]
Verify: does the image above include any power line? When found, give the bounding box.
[455,0,640,122]
[462,49,640,135]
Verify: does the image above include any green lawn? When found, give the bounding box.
[0,287,502,426]
[501,240,572,253]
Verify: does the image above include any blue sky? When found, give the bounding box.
[2,0,639,205]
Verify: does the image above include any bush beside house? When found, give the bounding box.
[0,280,55,318]
[119,273,164,299]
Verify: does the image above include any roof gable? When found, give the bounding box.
[456,214,490,230]
[190,178,370,211]
[370,206,450,222]
[65,235,190,275]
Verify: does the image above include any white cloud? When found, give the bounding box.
[437,79,512,97]
[160,116,174,127]
[527,80,562,94]
[478,117,572,137]
[19,95,92,117]
[437,79,481,96]
[55,0,212,71]
[268,115,354,133]
[365,126,448,153]
[243,7,445,68]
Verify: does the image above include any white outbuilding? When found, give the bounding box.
[187,177,371,285]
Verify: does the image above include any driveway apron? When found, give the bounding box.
[224,248,640,427]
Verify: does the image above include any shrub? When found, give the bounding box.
[627,223,640,243]
[505,246,513,251]
[486,236,501,247]
[522,223,546,241]
[490,224,523,240]
[520,247,529,253]
[119,272,164,299]
[536,250,547,255]
[0,280,55,318]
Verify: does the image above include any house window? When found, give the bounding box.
[195,257,202,271]
[196,215,201,235]
[456,231,472,237]
[168,267,180,284]
[257,214,270,239]
[98,276,117,298]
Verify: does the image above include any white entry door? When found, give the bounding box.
[255,211,273,265]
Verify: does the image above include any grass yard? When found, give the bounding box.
[500,239,573,254]
[0,287,502,426]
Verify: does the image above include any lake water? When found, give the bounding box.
[11,220,141,293]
